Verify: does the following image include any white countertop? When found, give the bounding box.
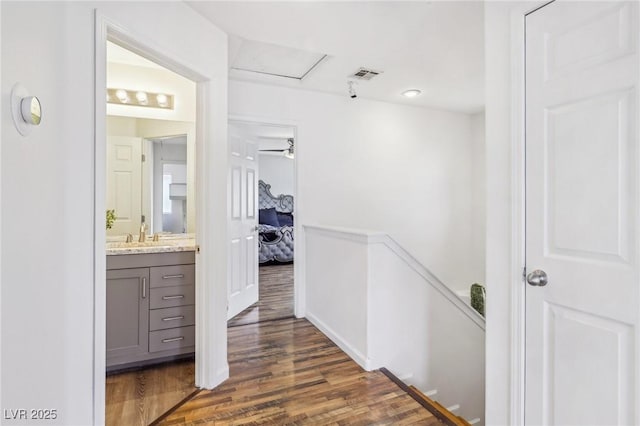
[106,234,196,255]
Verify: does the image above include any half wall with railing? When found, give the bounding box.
[303,224,485,425]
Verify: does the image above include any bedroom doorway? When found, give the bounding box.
[227,120,297,327]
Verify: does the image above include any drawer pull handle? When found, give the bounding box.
[162,315,185,322]
[162,295,185,300]
[163,274,184,279]
[162,336,184,343]
[141,277,147,299]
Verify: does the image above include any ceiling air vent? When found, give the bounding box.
[350,67,383,81]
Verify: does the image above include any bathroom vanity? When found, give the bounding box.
[106,238,196,371]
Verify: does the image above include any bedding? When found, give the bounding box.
[259,208,281,227]
[258,180,294,264]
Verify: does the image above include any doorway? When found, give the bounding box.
[226,120,297,328]
[93,8,228,425]
[103,41,199,426]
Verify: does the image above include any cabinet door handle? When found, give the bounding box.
[141,277,147,299]
[162,294,184,300]
[163,274,184,279]
[162,315,185,322]
[162,336,184,343]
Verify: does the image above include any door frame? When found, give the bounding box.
[94,11,228,424]
[505,1,553,424]
[228,115,303,318]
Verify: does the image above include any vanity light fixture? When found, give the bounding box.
[107,88,174,110]
[402,89,422,98]
[156,93,169,107]
[115,89,129,103]
[135,91,148,105]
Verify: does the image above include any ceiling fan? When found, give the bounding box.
[259,138,294,159]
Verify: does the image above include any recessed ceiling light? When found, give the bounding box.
[402,89,422,98]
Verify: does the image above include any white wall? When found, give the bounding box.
[470,113,486,286]
[230,80,483,293]
[1,2,228,424]
[259,154,294,197]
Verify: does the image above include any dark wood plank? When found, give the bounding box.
[158,318,440,425]
[228,263,294,327]
[381,368,470,426]
[105,358,197,426]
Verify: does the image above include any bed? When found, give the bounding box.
[258,180,294,264]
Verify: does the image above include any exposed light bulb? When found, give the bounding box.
[135,91,148,105]
[156,93,168,107]
[115,89,129,103]
[402,89,422,98]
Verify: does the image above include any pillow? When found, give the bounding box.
[276,212,294,227]
[259,208,280,227]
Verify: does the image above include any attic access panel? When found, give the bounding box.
[231,39,327,80]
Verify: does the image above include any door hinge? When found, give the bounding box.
[142,154,146,162]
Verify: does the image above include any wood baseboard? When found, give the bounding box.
[380,367,472,426]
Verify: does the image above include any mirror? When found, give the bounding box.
[105,40,196,238]
[106,116,195,236]
[155,137,187,234]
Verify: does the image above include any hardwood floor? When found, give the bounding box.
[106,263,294,425]
[157,318,440,425]
[228,263,294,327]
[105,358,197,426]
[108,264,437,425]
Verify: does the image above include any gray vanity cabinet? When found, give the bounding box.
[106,268,150,362]
[106,251,195,370]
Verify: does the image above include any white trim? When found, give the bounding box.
[303,224,486,329]
[303,224,386,244]
[227,114,305,317]
[508,2,550,425]
[94,11,226,422]
[93,14,107,424]
[306,311,372,371]
[0,1,3,411]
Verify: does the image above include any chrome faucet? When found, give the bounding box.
[138,222,147,242]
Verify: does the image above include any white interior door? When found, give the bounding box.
[525,2,639,425]
[106,136,142,236]
[227,123,259,320]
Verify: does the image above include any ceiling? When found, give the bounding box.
[107,42,165,70]
[187,1,485,113]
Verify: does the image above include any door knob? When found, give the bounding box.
[526,269,548,287]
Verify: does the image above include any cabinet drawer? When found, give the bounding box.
[150,264,195,288]
[149,326,195,353]
[150,285,195,309]
[149,305,195,331]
